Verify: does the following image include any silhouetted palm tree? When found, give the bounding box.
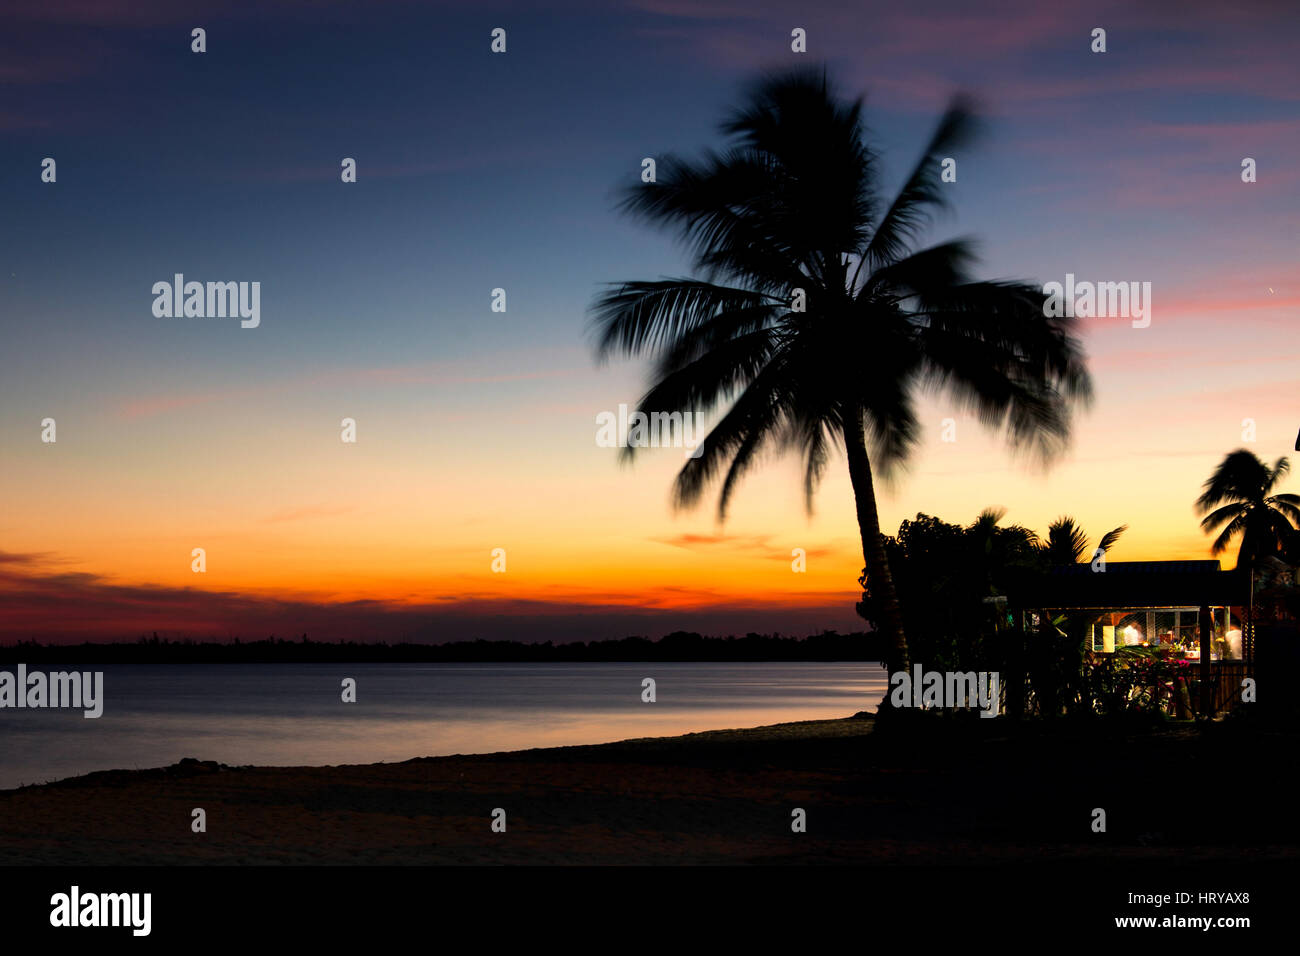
[590,70,1092,674]
[1196,449,1299,567]
[968,507,1039,579]
[1040,516,1127,567]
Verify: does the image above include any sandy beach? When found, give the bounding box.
[2,715,1296,866]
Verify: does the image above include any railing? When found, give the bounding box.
[1016,654,1256,718]
[1175,660,1249,717]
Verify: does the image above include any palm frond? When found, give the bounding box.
[862,94,979,269]
[590,278,779,362]
[1198,501,1246,534]
[1096,524,1127,556]
[1044,516,1089,564]
[1196,449,1270,512]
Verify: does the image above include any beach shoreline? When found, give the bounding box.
[2,714,1296,866]
[5,717,1294,868]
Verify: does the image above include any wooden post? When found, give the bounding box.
[1199,604,1213,718]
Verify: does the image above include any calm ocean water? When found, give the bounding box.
[0,661,886,790]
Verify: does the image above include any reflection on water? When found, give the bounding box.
[0,661,886,789]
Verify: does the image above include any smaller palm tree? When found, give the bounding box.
[966,507,1038,579]
[1040,516,1127,567]
[1196,450,1300,567]
[1025,516,1126,716]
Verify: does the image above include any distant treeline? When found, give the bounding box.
[0,631,886,664]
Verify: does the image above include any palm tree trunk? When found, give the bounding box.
[843,408,910,678]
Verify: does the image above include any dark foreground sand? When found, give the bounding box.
[2,715,1296,865]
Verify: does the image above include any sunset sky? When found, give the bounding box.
[1,0,1297,642]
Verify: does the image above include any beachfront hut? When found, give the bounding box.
[1007,559,1251,717]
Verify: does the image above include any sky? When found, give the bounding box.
[1,0,1297,643]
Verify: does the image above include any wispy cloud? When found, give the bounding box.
[0,560,862,643]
